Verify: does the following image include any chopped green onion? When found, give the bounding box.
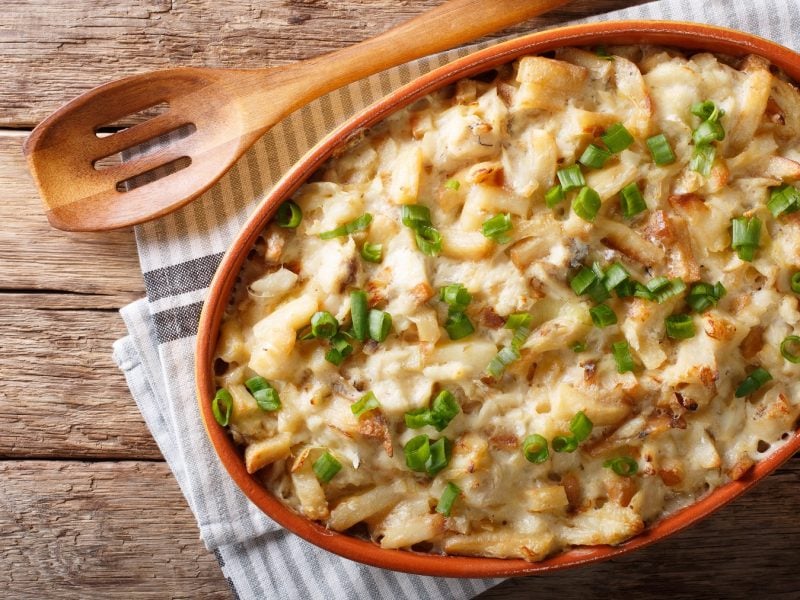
[557,165,586,192]
[615,279,637,298]
[401,204,432,229]
[634,282,655,301]
[665,314,696,339]
[319,213,373,239]
[594,46,614,61]
[579,143,612,169]
[767,184,800,218]
[275,200,302,228]
[505,313,533,330]
[603,262,630,291]
[426,437,452,475]
[350,290,369,341]
[573,186,601,222]
[444,179,461,191]
[653,278,686,303]
[482,213,513,244]
[545,184,565,208]
[444,311,474,340]
[646,133,676,166]
[310,311,339,339]
[601,123,635,154]
[404,407,432,429]
[552,435,578,453]
[522,434,549,464]
[486,345,520,377]
[212,388,233,426]
[436,482,461,516]
[735,367,772,397]
[646,276,671,293]
[714,282,727,299]
[245,376,282,412]
[430,390,460,431]
[351,391,380,418]
[312,451,342,483]
[611,341,636,373]
[690,144,716,176]
[780,335,800,364]
[571,341,586,353]
[603,456,638,477]
[570,411,593,442]
[792,272,800,294]
[731,216,762,262]
[571,268,599,295]
[360,242,383,263]
[440,283,472,311]
[687,281,725,312]
[692,119,725,145]
[691,100,724,122]
[620,182,647,218]
[368,310,392,342]
[590,303,617,328]
[404,434,430,471]
[511,323,533,350]
[414,226,442,256]
[325,334,353,366]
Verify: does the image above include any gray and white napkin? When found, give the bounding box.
[112,1,800,598]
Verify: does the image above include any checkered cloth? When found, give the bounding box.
[112,1,800,597]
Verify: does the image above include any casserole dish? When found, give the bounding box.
[196,20,800,576]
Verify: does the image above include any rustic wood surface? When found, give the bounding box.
[2,1,797,598]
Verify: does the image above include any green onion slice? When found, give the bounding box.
[440,284,472,311]
[310,311,339,339]
[401,204,432,229]
[426,437,452,475]
[691,100,725,122]
[594,46,614,60]
[486,345,520,378]
[620,182,647,218]
[482,213,513,244]
[404,407,432,429]
[646,133,676,166]
[590,303,617,328]
[275,200,303,228]
[557,165,586,192]
[731,216,762,262]
[653,278,686,304]
[601,123,635,154]
[431,390,460,431]
[522,434,549,464]
[505,312,533,331]
[325,334,353,366]
[612,341,636,373]
[665,314,696,339]
[792,272,800,294]
[552,435,578,453]
[360,242,383,263]
[690,144,716,176]
[545,184,565,208]
[414,226,443,256]
[604,456,639,477]
[735,367,772,397]
[312,451,342,483]
[692,119,725,145]
[444,179,461,191]
[368,309,392,342]
[573,186,601,222]
[571,341,586,353]
[570,411,594,442]
[687,281,725,312]
[245,376,282,411]
[768,184,800,218]
[436,481,461,516]
[351,391,380,419]
[571,268,599,295]
[579,143,612,169]
[404,434,431,471]
[603,262,630,291]
[319,213,373,240]
[444,311,474,340]
[212,388,233,426]
[350,290,369,341]
[780,335,800,364]
[615,279,637,298]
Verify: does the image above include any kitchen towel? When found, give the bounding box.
[112,0,800,598]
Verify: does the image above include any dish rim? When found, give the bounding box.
[195,20,800,577]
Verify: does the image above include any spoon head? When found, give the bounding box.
[24,67,258,231]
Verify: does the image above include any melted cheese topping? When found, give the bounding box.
[215,46,800,561]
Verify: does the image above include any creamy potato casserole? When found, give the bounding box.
[213,45,800,560]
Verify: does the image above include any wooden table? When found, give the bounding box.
[2,1,799,597]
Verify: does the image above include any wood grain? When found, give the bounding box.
[0,293,160,459]
[1,0,649,128]
[0,461,229,599]
[0,132,145,301]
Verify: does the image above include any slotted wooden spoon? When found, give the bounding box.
[24,0,568,231]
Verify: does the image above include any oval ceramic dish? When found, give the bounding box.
[196,21,800,577]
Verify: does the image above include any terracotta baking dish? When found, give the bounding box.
[196,20,800,577]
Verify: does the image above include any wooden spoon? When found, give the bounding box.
[24,0,568,232]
